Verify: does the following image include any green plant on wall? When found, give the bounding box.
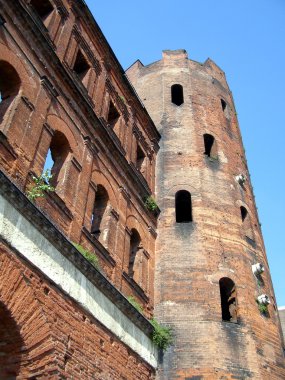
[126,296,173,350]
[127,296,143,313]
[73,243,100,270]
[150,318,173,351]
[27,169,55,201]
[256,299,268,315]
[144,196,158,212]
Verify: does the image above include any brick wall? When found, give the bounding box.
[127,49,285,379]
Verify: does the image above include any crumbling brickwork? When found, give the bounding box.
[127,49,285,379]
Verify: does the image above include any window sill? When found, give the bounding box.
[123,271,149,303]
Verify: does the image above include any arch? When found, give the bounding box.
[46,114,80,158]
[91,184,110,238]
[128,228,142,283]
[171,84,184,106]
[239,205,254,241]
[175,190,192,223]
[44,131,72,190]
[126,214,147,246]
[0,244,56,377]
[91,170,118,210]
[0,60,21,124]
[0,302,24,378]
[219,277,238,322]
[203,133,218,159]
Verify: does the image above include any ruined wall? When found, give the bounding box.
[0,0,160,314]
[127,49,285,379]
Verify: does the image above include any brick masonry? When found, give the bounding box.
[127,49,285,379]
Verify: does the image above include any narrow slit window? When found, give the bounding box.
[203,134,217,158]
[171,84,184,106]
[219,277,238,322]
[73,49,90,84]
[175,190,192,223]
[0,61,21,124]
[240,206,248,222]
[30,0,54,27]
[221,99,227,111]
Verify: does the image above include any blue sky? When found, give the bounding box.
[85,0,285,306]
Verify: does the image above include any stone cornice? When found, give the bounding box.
[0,170,154,337]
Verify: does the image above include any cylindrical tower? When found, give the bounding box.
[127,50,285,379]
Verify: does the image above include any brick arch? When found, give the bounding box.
[91,170,118,210]
[126,215,147,247]
[47,114,80,160]
[0,246,56,377]
[235,200,254,218]
[0,42,38,101]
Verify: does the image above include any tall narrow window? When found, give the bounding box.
[72,49,90,86]
[175,190,192,223]
[171,84,184,106]
[91,185,109,238]
[240,206,247,222]
[221,99,227,112]
[44,131,71,190]
[240,206,254,241]
[129,229,142,284]
[203,134,218,158]
[136,144,147,175]
[219,278,238,322]
[107,101,120,129]
[0,61,21,125]
[221,98,230,119]
[30,0,54,28]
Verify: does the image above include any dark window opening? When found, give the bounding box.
[219,277,237,322]
[129,229,141,280]
[107,101,120,128]
[73,49,90,83]
[171,84,184,106]
[240,206,248,222]
[221,99,227,111]
[0,61,21,124]
[30,0,54,26]
[136,144,146,174]
[175,190,192,223]
[46,131,71,188]
[203,133,217,158]
[91,185,109,238]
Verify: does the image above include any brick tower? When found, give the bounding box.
[127,50,285,379]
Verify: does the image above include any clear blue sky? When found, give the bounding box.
[85,0,285,306]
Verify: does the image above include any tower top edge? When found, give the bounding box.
[126,50,225,77]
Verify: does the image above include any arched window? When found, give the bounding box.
[136,144,147,175]
[30,0,54,29]
[175,190,192,223]
[0,302,24,378]
[91,185,109,238]
[128,229,142,284]
[219,278,238,322]
[240,206,254,241]
[203,133,217,159]
[107,100,120,128]
[221,98,230,119]
[0,61,21,125]
[171,84,184,106]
